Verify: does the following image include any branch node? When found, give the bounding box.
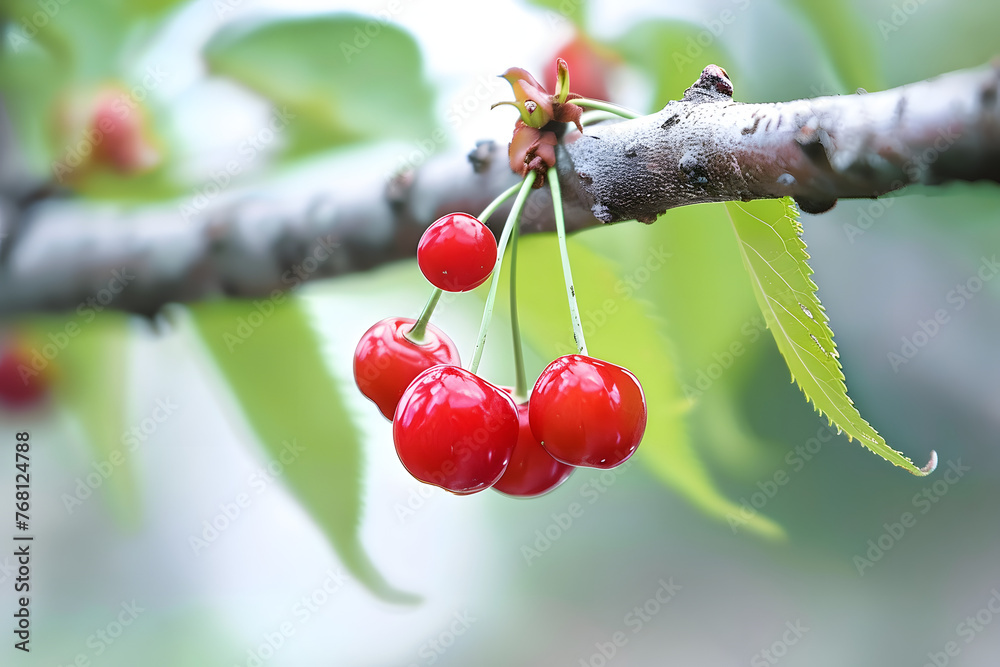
[683,64,734,103]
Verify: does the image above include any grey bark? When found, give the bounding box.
[1,62,998,318]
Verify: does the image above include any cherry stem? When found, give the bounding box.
[509,214,527,403]
[569,98,641,120]
[479,181,523,225]
[469,171,537,375]
[405,182,522,345]
[547,165,588,356]
[405,287,442,344]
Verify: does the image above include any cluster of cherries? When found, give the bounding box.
[353,212,647,498]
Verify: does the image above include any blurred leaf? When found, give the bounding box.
[72,166,184,201]
[2,0,180,79]
[0,42,70,174]
[647,203,762,382]
[190,298,418,604]
[1,1,180,184]
[615,19,731,110]
[780,0,883,92]
[578,210,773,478]
[513,235,784,538]
[204,14,436,159]
[725,198,933,476]
[524,0,585,28]
[40,313,139,525]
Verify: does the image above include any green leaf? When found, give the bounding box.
[645,203,762,382]
[524,0,586,27]
[513,235,784,539]
[725,198,936,476]
[39,313,139,526]
[779,0,884,92]
[614,19,732,110]
[190,298,418,604]
[0,42,71,174]
[203,14,436,159]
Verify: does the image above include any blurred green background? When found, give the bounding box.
[1,0,999,665]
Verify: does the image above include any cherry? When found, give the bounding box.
[353,317,460,420]
[89,89,159,174]
[543,34,616,102]
[529,355,646,469]
[0,345,49,410]
[417,213,497,292]
[493,398,574,498]
[393,365,519,495]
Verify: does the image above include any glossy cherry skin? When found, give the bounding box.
[393,365,519,495]
[529,355,646,469]
[493,399,574,498]
[0,346,48,409]
[417,213,497,292]
[353,317,460,420]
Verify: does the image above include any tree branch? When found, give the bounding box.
[2,61,998,318]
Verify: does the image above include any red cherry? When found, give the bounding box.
[393,366,519,495]
[0,346,49,410]
[543,34,617,102]
[353,317,460,420]
[529,355,646,469]
[417,213,498,292]
[89,92,158,174]
[493,399,574,498]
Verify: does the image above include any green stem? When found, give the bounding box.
[405,288,442,344]
[509,216,527,403]
[547,166,588,356]
[479,181,522,224]
[469,171,537,375]
[580,110,625,127]
[570,98,641,120]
